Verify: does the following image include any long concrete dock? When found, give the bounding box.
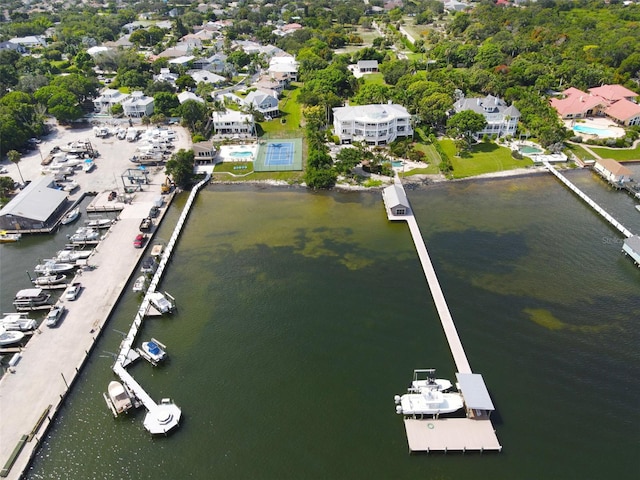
[113,173,210,433]
[544,161,633,238]
[383,178,500,453]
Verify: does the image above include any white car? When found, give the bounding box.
[46,305,66,327]
[65,282,81,301]
[0,166,8,174]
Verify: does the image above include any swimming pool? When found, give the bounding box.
[573,124,615,137]
[392,161,404,167]
[519,146,543,154]
[230,151,253,158]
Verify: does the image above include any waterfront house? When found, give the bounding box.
[212,109,255,136]
[332,103,413,145]
[122,91,154,118]
[382,184,411,216]
[0,176,68,231]
[551,84,639,126]
[453,94,520,138]
[192,141,218,165]
[593,158,633,185]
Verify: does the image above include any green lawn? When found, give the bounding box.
[411,143,441,174]
[259,84,303,138]
[361,73,386,85]
[588,145,640,162]
[440,139,534,178]
[566,143,595,162]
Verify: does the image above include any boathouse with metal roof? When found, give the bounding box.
[0,176,68,231]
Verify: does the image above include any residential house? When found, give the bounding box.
[178,92,205,104]
[551,84,640,126]
[244,90,279,118]
[453,94,520,138]
[187,70,225,86]
[93,88,130,113]
[357,60,379,74]
[273,23,303,36]
[253,76,284,94]
[382,185,411,217]
[192,53,229,74]
[8,35,47,49]
[212,109,255,136]
[154,68,179,86]
[168,55,195,67]
[0,41,26,53]
[268,55,298,82]
[594,158,633,185]
[122,91,154,118]
[192,141,218,165]
[332,103,414,145]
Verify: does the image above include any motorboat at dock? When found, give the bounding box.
[54,249,93,262]
[132,275,147,293]
[68,227,100,243]
[0,313,37,331]
[13,288,51,311]
[84,218,113,229]
[0,327,25,346]
[103,381,140,417]
[148,291,174,314]
[138,338,167,366]
[410,369,453,393]
[394,388,464,417]
[33,273,67,286]
[0,231,21,243]
[34,260,76,275]
[60,207,80,225]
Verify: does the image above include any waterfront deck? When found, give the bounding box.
[384,178,500,453]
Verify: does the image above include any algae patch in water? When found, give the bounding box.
[524,308,610,333]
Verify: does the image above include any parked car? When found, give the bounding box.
[65,282,81,301]
[46,305,66,327]
[133,233,147,248]
[148,206,159,218]
[139,217,152,232]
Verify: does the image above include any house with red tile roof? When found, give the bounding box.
[550,84,640,126]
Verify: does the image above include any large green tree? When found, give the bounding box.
[446,111,487,150]
[165,149,195,189]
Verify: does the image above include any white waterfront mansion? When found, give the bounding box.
[332,103,413,145]
[453,94,520,138]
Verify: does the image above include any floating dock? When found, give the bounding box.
[384,178,501,453]
[112,173,210,434]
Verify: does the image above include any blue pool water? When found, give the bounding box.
[520,146,543,154]
[392,161,404,167]
[230,151,253,158]
[573,124,615,137]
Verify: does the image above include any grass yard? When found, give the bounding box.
[259,84,303,138]
[440,139,534,178]
[212,164,304,183]
[412,143,441,174]
[566,143,595,162]
[588,145,640,162]
[361,73,386,85]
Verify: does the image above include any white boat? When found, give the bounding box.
[132,275,147,293]
[62,180,79,192]
[0,327,25,346]
[83,159,95,172]
[60,207,80,225]
[84,218,113,229]
[0,231,21,243]
[13,288,51,310]
[34,261,76,274]
[0,313,37,331]
[55,249,93,262]
[148,291,174,314]
[104,381,135,416]
[410,369,453,393]
[394,388,464,416]
[140,339,167,364]
[69,227,100,243]
[33,273,67,286]
[635,205,640,213]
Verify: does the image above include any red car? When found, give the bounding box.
[133,233,147,248]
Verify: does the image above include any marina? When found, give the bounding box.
[384,178,500,453]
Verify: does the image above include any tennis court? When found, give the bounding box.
[254,138,303,172]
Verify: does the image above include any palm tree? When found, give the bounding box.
[7,150,24,185]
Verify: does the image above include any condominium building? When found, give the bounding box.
[121,91,155,118]
[212,109,255,136]
[332,103,413,145]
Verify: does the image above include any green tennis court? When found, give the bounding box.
[254,138,303,172]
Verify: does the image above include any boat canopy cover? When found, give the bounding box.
[455,373,495,411]
[147,341,160,355]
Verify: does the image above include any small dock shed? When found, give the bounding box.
[382,184,411,218]
[456,373,496,418]
[622,235,640,266]
[593,158,633,185]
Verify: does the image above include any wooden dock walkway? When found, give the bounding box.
[545,162,633,238]
[384,177,500,453]
[113,173,210,433]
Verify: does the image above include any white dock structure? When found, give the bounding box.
[113,173,210,434]
[544,162,633,238]
[383,177,501,453]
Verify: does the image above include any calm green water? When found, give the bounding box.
[4,170,639,479]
